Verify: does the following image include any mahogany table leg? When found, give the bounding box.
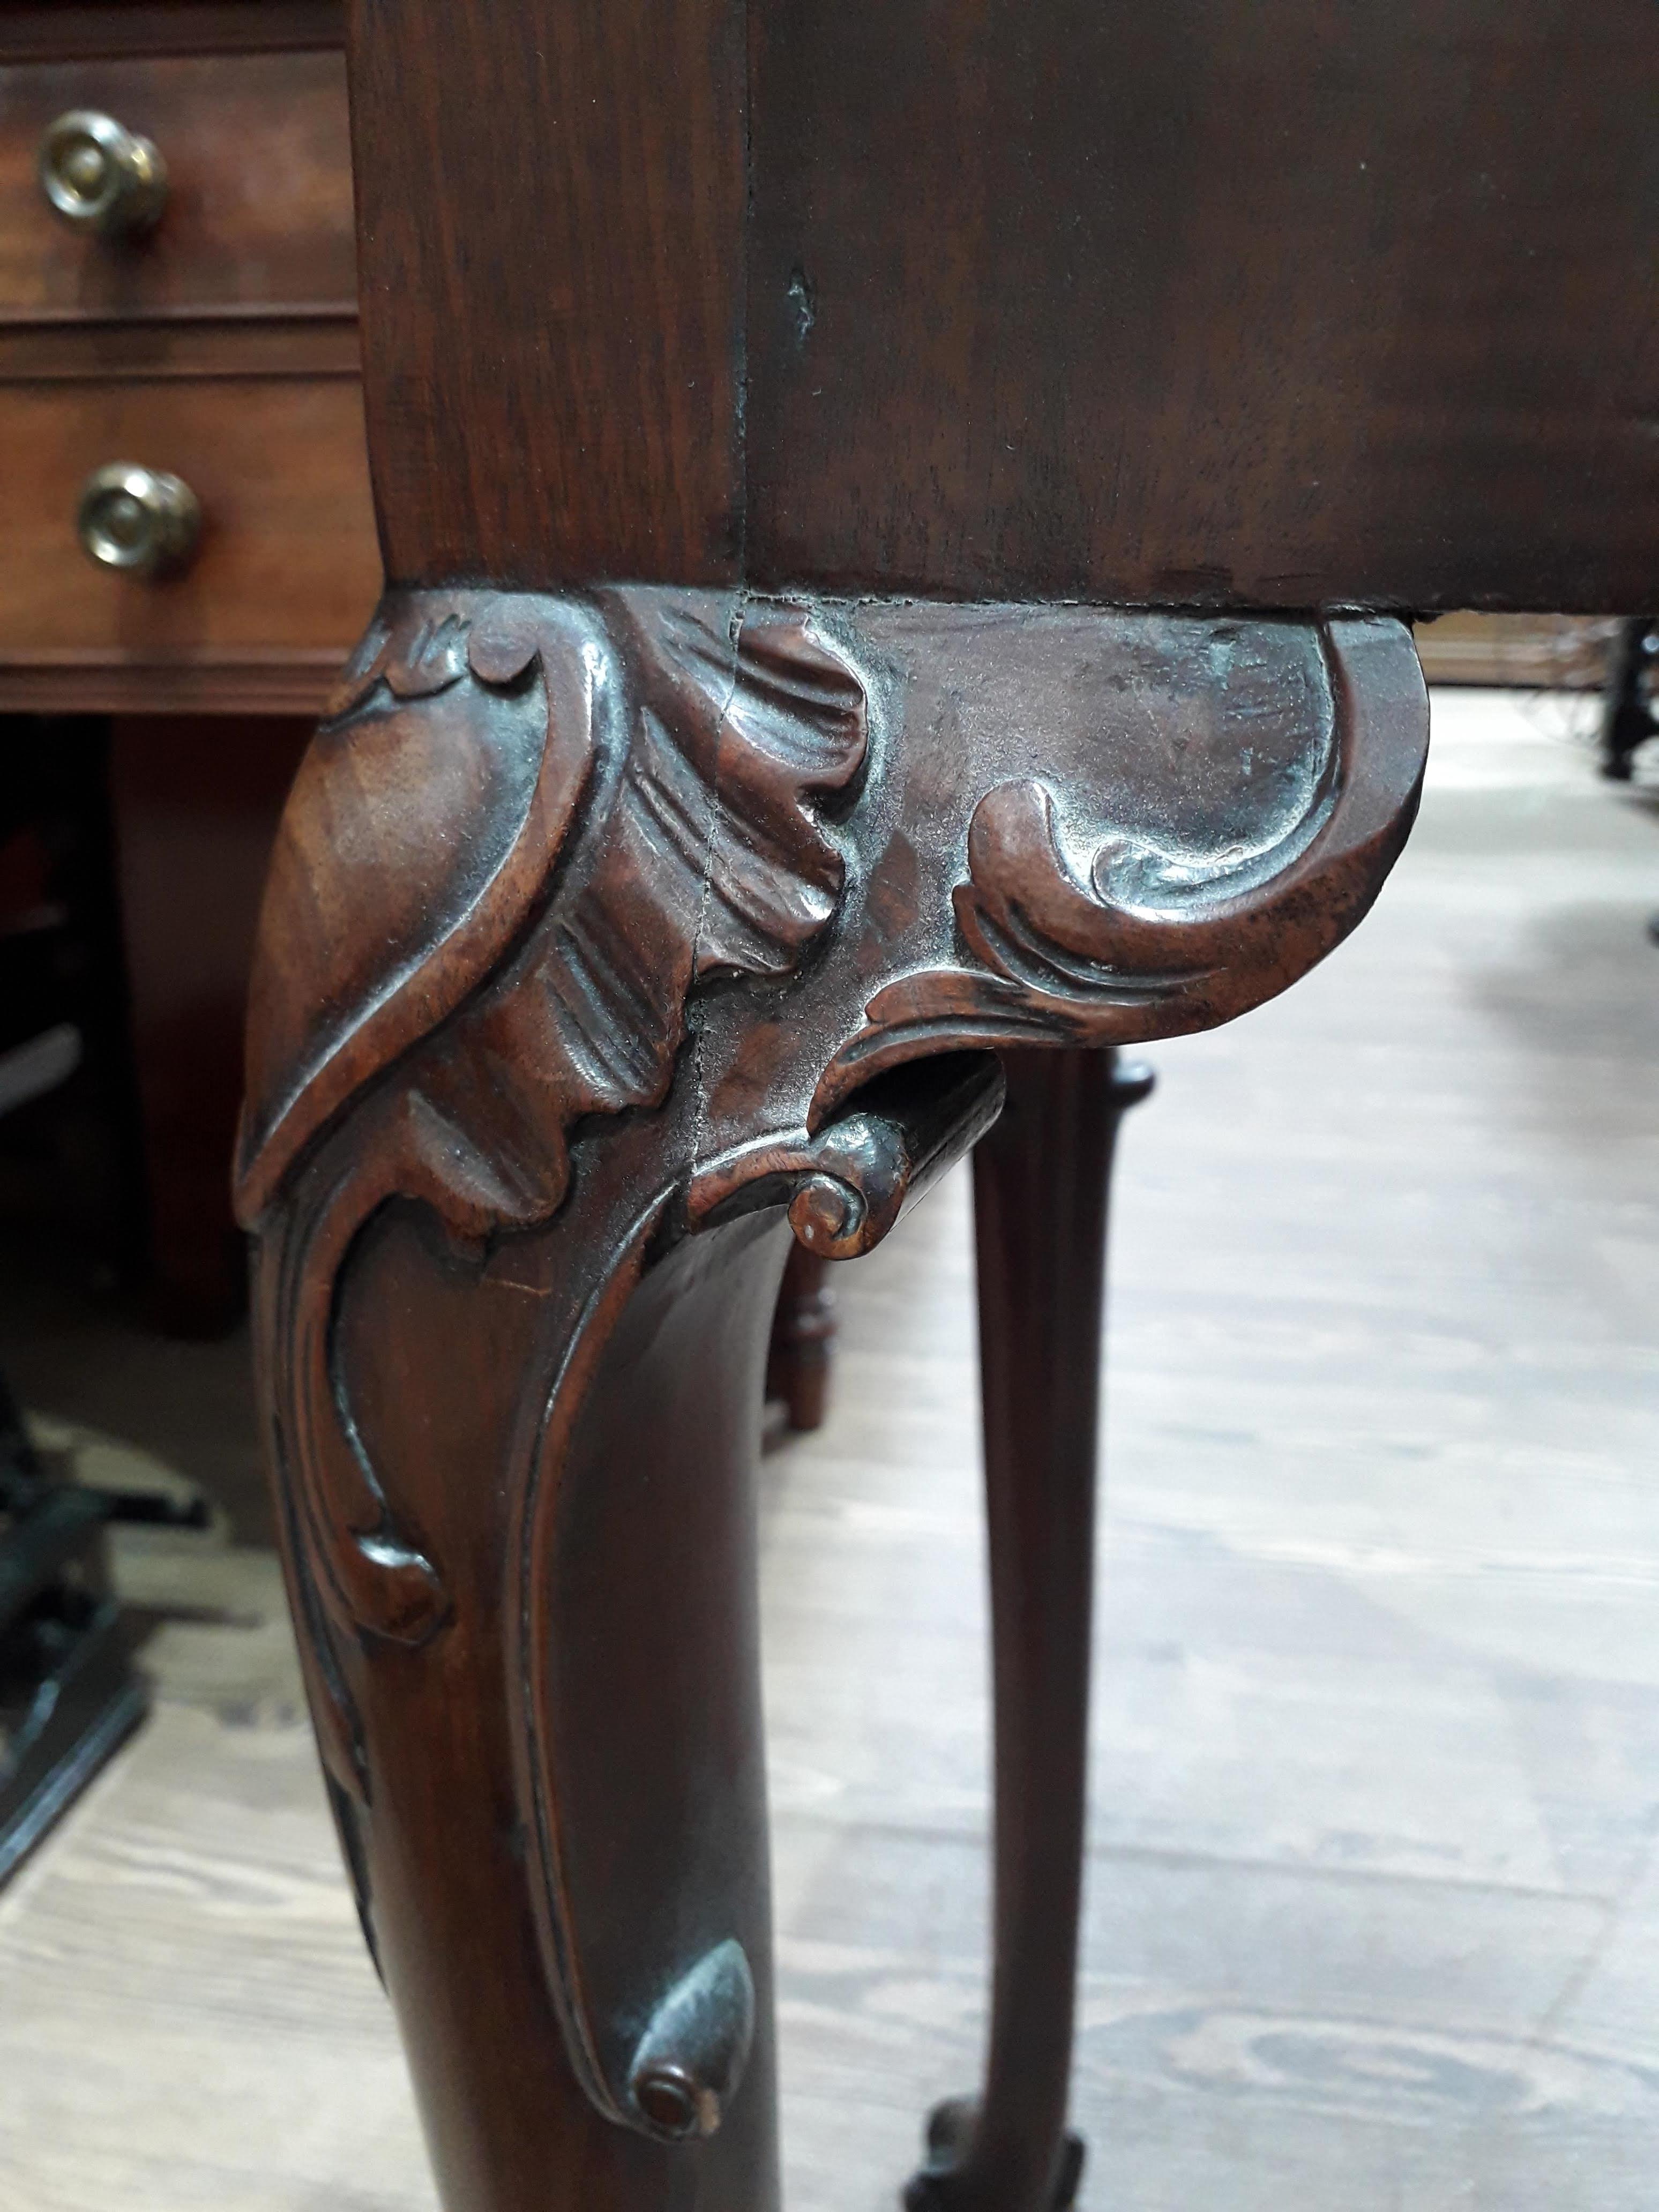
[766,1245,838,1433]
[236,589,1424,2212]
[906,1047,1152,2212]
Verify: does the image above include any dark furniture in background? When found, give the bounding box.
[0,6,376,1328]
[0,1356,144,1882]
[0,905,144,1879]
[0,744,204,1881]
[1601,618,1659,783]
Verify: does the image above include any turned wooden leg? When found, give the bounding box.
[766,1246,838,1433]
[907,1047,1151,2212]
[110,715,310,1334]
[237,589,1425,2212]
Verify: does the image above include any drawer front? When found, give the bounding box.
[0,379,379,662]
[0,51,355,320]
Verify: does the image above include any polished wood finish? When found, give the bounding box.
[0,312,360,377]
[237,585,1425,2212]
[907,1050,1151,2212]
[0,51,354,320]
[343,1,1659,614]
[765,1246,836,1435]
[745,4,1659,611]
[14,704,1659,2209]
[0,378,377,667]
[0,15,363,722]
[230,3,1656,2206]
[0,4,363,1327]
[0,5,344,64]
[348,0,746,587]
[0,655,352,716]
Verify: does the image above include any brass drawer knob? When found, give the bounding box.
[38,110,168,238]
[77,464,200,577]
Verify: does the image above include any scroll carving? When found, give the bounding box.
[812,614,1427,1109]
[237,589,1428,2156]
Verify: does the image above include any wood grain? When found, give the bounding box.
[0,51,355,322]
[738,1,1659,612]
[347,0,746,587]
[5,707,1659,2212]
[0,314,361,380]
[0,6,345,63]
[0,378,378,662]
[339,1,1659,610]
[231,585,1424,2212]
[0,650,349,715]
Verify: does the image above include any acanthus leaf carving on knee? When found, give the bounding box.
[237,587,1430,2161]
[236,585,877,2133]
[235,586,870,1660]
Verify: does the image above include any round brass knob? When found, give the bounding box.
[77,464,201,577]
[38,110,168,238]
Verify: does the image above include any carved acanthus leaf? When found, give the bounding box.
[236,589,869,1664]
[236,596,601,1225]
[236,589,868,1240]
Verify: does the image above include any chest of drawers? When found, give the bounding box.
[0,3,374,1329]
[0,3,375,715]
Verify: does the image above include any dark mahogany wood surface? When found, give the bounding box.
[745,0,1659,611]
[905,1048,1151,2212]
[0,5,344,62]
[0,50,355,320]
[352,0,1659,615]
[348,0,745,588]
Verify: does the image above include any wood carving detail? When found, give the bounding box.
[236,589,869,1777]
[237,589,1428,2162]
[240,589,868,1231]
[812,614,1426,1108]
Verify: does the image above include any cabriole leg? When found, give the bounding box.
[236,587,1426,2212]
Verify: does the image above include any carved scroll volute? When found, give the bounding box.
[809,612,1429,1115]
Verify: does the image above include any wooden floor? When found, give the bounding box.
[3,692,1658,2212]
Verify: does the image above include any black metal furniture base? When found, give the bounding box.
[0,1590,146,1885]
[1601,618,1659,782]
[0,1373,153,1884]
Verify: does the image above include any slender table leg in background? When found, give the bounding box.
[109,716,310,1334]
[907,1047,1152,2212]
[766,1246,838,1434]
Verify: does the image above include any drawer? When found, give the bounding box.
[0,379,379,685]
[0,51,355,322]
